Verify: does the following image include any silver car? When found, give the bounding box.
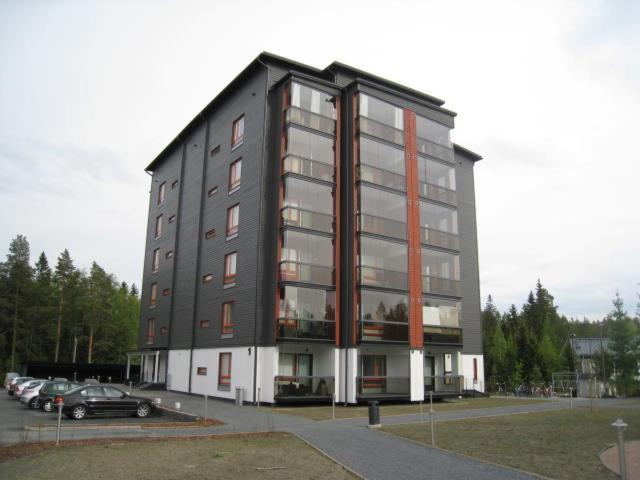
[4,372,20,390]
[20,381,47,408]
[8,377,34,396]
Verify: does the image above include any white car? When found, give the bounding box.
[4,372,20,390]
[7,377,33,396]
[20,381,47,408]
[13,379,42,398]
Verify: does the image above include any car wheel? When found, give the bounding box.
[29,398,39,409]
[136,403,151,418]
[43,400,53,412]
[71,405,86,420]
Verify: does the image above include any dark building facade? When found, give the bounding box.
[135,53,483,403]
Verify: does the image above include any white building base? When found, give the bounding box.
[410,349,424,401]
[462,354,485,392]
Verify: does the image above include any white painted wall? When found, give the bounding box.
[167,349,190,392]
[190,347,254,402]
[462,354,485,392]
[410,349,424,401]
[346,348,358,404]
[256,346,277,404]
[334,348,341,403]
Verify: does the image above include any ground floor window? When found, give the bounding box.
[218,353,231,390]
[360,355,386,392]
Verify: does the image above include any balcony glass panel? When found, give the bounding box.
[359,186,407,240]
[423,327,463,345]
[421,248,460,280]
[419,182,457,206]
[360,236,408,273]
[360,289,408,322]
[286,106,336,136]
[358,136,405,190]
[360,93,404,130]
[418,157,456,190]
[282,230,333,267]
[358,117,404,146]
[283,155,334,183]
[422,297,460,328]
[275,375,335,398]
[286,127,335,166]
[416,115,452,148]
[282,207,334,233]
[359,321,408,342]
[358,266,408,290]
[357,164,406,191]
[280,286,335,322]
[357,377,410,396]
[284,177,333,214]
[420,201,458,249]
[277,319,335,341]
[359,213,407,241]
[424,375,463,393]
[291,82,336,119]
[279,261,334,286]
[422,275,461,297]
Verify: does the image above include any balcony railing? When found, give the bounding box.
[359,213,407,241]
[275,375,335,398]
[424,375,463,394]
[421,227,459,251]
[282,206,334,234]
[279,261,335,286]
[422,275,461,297]
[282,154,335,183]
[417,137,454,164]
[286,106,336,136]
[358,116,405,146]
[423,326,463,345]
[358,265,408,291]
[359,320,408,343]
[418,181,457,206]
[357,376,410,396]
[356,163,406,191]
[277,318,335,341]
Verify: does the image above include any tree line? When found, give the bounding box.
[0,235,140,374]
[483,280,640,395]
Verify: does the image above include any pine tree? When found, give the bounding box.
[28,253,54,362]
[53,249,76,363]
[607,292,639,395]
[6,235,33,370]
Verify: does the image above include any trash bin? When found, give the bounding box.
[368,401,380,427]
[235,387,245,406]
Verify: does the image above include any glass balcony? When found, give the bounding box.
[421,227,460,251]
[417,137,455,163]
[275,375,335,399]
[423,326,463,345]
[282,206,334,234]
[277,318,335,341]
[280,261,335,286]
[357,163,406,191]
[357,376,410,397]
[359,321,408,343]
[286,106,336,136]
[358,116,404,146]
[418,181,457,206]
[424,375,463,394]
[422,275,461,297]
[358,213,407,241]
[358,266,408,291]
[282,154,335,183]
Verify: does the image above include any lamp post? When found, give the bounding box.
[611,419,628,480]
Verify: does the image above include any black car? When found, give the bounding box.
[58,385,155,420]
[38,381,84,412]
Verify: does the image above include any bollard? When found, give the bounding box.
[257,387,261,410]
[108,376,111,384]
[420,401,423,421]
[429,391,435,447]
[569,388,573,409]
[174,401,181,410]
[368,401,380,428]
[129,381,133,394]
[612,419,628,480]
[97,375,101,383]
[332,394,336,421]
[55,402,64,446]
[204,395,208,421]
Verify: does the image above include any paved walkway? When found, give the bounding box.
[600,439,640,479]
[3,389,614,479]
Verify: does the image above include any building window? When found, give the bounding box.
[211,145,221,157]
[231,116,244,149]
[205,229,216,239]
[158,182,166,205]
[160,326,168,335]
[169,214,176,224]
[443,353,453,375]
[224,252,237,286]
[146,318,155,344]
[152,248,160,273]
[200,320,210,328]
[165,250,174,259]
[226,204,239,238]
[155,215,163,239]
[162,288,171,296]
[197,367,207,376]
[150,283,158,307]
[473,358,478,381]
[171,180,179,189]
[218,353,232,390]
[203,274,213,284]
[222,301,234,335]
[229,159,242,192]
[208,186,218,197]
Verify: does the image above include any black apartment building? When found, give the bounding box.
[130,53,483,404]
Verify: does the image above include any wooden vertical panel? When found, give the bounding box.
[404,110,424,349]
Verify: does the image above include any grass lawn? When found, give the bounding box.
[0,433,356,480]
[383,406,640,480]
[273,397,549,421]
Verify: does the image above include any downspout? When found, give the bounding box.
[252,58,270,404]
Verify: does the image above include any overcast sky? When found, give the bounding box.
[1,0,638,320]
